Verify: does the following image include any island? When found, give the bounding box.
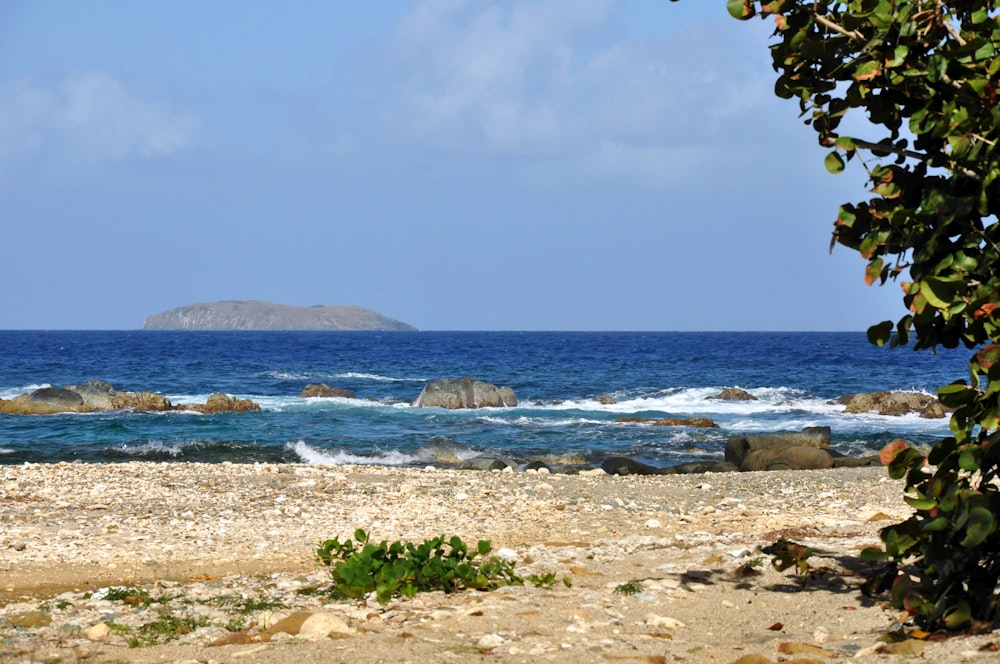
[143,301,416,331]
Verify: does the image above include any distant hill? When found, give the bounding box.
[143,301,416,331]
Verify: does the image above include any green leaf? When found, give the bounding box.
[905,496,938,510]
[961,507,995,548]
[937,382,976,408]
[825,151,846,173]
[919,277,961,310]
[867,320,893,346]
[943,600,972,629]
[726,0,754,19]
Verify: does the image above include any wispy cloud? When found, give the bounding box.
[0,71,200,182]
[362,0,779,189]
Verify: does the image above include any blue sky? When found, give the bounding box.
[1,1,906,330]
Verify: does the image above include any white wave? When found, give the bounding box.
[0,448,13,455]
[0,383,51,399]
[477,415,605,428]
[113,441,190,457]
[286,440,418,466]
[535,386,818,416]
[265,371,313,380]
[333,372,426,383]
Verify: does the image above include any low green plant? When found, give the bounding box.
[528,573,556,588]
[762,538,813,586]
[317,529,523,604]
[734,556,765,577]
[127,610,211,648]
[207,595,286,615]
[613,579,643,595]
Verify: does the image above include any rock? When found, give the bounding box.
[835,391,947,418]
[653,417,719,428]
[261,611,312,639]
[669,461,738,474]
[65,380,117,410]
[111,391,174,411]
[299,384,356,399]
[707,387,758,401]
[412,376,517,409]
[459,455,513,471]
[517,460,552,472]
[593,395,617,405]
[476,633,506,652]
[601,456,665,476]
[84,622,110,641]
[417,437,474,464]
[0,387,85,414]
[180,393,261,414]
[645,614,685,629]
[725,428,832,468]
[831,455,882,468]
[297,612,353,639]
[741,447,834,472]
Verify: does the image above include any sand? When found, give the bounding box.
[1,462,997,663]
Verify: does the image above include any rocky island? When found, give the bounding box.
[143,301,416,331]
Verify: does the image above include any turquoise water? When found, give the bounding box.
[0,331,973,466]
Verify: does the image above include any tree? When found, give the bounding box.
[712,0,1000,630]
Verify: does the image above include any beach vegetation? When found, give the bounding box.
[762,537,814,587]
[719,0,1000,629]
[316,529,523,604]
[613,579,644,595]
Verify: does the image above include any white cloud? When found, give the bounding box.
[370,0,782,188]
[0,71,200,181]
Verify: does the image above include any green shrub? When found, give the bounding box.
[317,529,523,604]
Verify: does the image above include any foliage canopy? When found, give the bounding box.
[701,0,1000,630]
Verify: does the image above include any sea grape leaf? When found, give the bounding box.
[960,507,995,548]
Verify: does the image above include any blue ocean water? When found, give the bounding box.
[0,331,974,467]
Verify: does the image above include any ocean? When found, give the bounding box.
[0,330,973,468]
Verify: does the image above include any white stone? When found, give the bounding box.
[477,633,505,651]
[645,614,686,629]
[298,612,354,639]
[84,622,109,640]
[645,519,662,528]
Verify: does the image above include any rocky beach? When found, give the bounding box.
[3,462,998,663]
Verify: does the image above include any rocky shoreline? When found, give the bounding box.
[2,462,997,663]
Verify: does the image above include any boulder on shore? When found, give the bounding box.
[725,427,833,469]
[412,376,517,409]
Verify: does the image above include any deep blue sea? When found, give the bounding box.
[0,331,975,468]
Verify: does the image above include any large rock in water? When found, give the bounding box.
[834,391,948,418]
[0,383,260,415]
[0,387,85,414]
[412,376,517,409]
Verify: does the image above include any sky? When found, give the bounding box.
[0,1,908,331]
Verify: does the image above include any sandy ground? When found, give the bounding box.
[1,462,999,663]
